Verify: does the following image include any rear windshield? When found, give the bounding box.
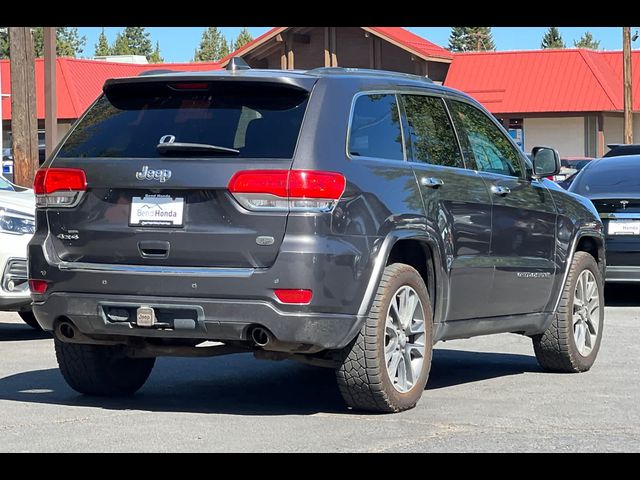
[571,159,640,196]
[57,81,309,159]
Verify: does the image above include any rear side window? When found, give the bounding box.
[402,95,464,168]
[57,82,309,159]
[348,94,404,161]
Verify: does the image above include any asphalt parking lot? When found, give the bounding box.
[1,284,639,453]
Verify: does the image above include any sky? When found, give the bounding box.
[77,27,636,63]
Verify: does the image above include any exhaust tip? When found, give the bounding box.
[57,321,76,340]
[250,327,271,347]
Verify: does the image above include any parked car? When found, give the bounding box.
[603,143,640,157]
[29,64,605,413]
[569,155,640,282]
[1,145,46,183]
[555,156,594,181]
[0,175,38,328]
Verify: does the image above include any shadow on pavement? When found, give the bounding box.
[605,283,640,307]
[0,348,540,415]
[0,321,52,342]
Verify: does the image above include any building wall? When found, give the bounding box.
[523,116,585,157]
[602,113,640,152]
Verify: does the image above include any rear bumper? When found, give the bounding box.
[32,292,363,350]
[605,266,640,282]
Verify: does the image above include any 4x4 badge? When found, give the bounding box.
[135,165,172,183]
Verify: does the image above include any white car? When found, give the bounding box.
[0,175,38,329]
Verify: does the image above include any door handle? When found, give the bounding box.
[491,185,511,196]
[420,177,445,188]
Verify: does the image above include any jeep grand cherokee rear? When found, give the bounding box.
[30,66,605,413]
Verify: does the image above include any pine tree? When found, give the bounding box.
[233,27,253,51]
[0,28,9,59]
[194,27,230,61]
[29,27,86,58]
[148,41,163,63]
[109,27,153,58]
[541,27,566,49]
[448,27,469,52]
[110,32,131,55]
[448,27,495,52]
[94,28,110,56]
[574,31,600,50]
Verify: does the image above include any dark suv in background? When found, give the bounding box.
[29,64,606,413]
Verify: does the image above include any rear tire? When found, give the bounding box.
[18,311,42,330]
[336,263,433,413]
[533,251,604,372]
[55,339,155,396]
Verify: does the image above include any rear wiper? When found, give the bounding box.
[156,142,240,156]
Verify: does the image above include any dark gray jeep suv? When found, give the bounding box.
[29,64,606,412]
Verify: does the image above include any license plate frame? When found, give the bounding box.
[130,194,184,228]
[608,220,640,236]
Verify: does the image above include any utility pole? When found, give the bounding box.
[9,27,38,187]
[44,27,57,159]
[623,27,633,144]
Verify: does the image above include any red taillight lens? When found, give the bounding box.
[34,168,86,208]
[228,170,345,212]
[28,279,49,294]
[288,170,346,199]
[228,170,289,197]
[274,289,313,304]
[34,168,86,194]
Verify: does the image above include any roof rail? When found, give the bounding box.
[226,57,251,71]
[307,67,433,83]
[138,69,176,76]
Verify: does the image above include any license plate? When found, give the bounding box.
[608,220,640,235]
[130,194,184,227]
[136,306,156,327]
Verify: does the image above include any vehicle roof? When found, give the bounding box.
[107,67,473,101]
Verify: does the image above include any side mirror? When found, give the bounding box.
[531,146,560,178]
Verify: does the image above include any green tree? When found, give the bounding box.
[574,31,600,49]
[30,27,86,57]
[448,27,495,52]
[541,27,566,49]
[148,41,163,63]
[233,27,253,51]
[0,28,9,59]
[111,27,152,57]
[94,28,110,56]
[194,27,230,61]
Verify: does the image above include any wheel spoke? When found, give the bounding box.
[396,357,407,390]
[406,342,424,358]
[390,297,400,323]
[403,350,414,387]
[388,351,402,378]
[409,319,425,335]
[574,322,586,353]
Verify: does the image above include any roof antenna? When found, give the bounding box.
[226,57,251,71]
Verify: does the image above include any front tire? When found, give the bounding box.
[55,339,155,396]
[18,311,42,330]
[533,251,604,372]
[336,263,433,413]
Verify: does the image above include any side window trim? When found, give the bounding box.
[346,90,407,163]
[445,97,527,180]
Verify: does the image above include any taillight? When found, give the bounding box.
[28,279,49,294]
[274,289,313,304]
[34,168,87,208]
[228,170,346,212]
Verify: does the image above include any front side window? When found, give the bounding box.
[402,95,464,168]
[349,94,404,161]
[448,100,523,178]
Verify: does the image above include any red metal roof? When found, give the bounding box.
[1,57,222,121]
[219,26,453,65]
[445,48,640,114]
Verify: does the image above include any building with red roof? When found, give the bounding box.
[445,49,640,157]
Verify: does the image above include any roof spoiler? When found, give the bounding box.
[138,69,176,76]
